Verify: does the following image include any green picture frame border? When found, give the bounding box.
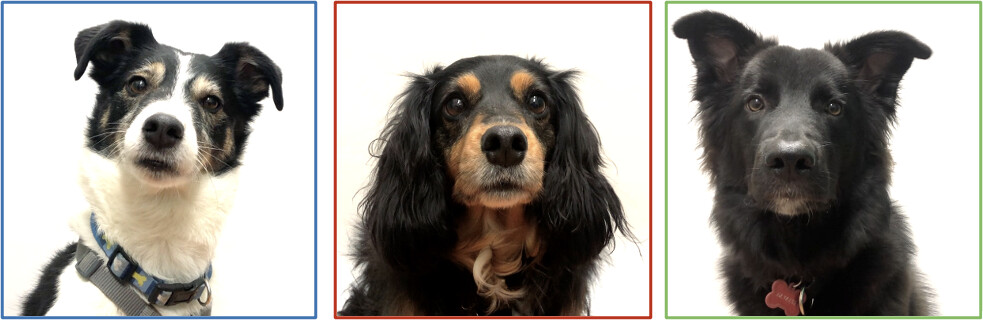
[663,1,983,318]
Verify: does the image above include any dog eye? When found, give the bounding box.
[128,76,149,94]
[527,94,547,114]
[745,96,765,112]
[444,97,466,117]
[201,95,223,113]
[827,102,843,116]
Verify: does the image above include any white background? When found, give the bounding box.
[666,4,981,317]
[1,3,315,316]
[335,3,652,317]
[4,2,978,319]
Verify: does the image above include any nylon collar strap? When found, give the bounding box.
[88,212,213,307]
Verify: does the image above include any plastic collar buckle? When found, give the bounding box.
[151,278,207,306]
[106,246,137,281]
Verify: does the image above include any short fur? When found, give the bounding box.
[340,55,632,316]
[20,21,282,316]
[673,12,932,315]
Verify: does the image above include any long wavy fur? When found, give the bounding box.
[341,57,632,316]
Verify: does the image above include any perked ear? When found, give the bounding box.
[213,43,284,111]
[828,31,931,104]
[74,20,158,81]
[672,11,768,85]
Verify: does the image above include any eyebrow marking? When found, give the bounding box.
[455,72,481,99]
[191,76,220,98]
[134,60,166,85]
[510,70,535,99]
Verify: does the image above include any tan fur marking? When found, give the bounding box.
[223,126,235,158]
[452,206,542,314]
[99,106,111,131]
[447,116,545,208]
[456,72,482,99]
[132,61,165,88]
[191,76,220,99]
[445,112,548,313]
[510,70,535,100]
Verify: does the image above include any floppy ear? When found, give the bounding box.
[827,31,931,106]
[672,11,770,87]
[360,70,457,271]
[213,43,284,112]
[534,71,633,266]
[74,20,158,82]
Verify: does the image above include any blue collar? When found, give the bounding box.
[89,212,213,306]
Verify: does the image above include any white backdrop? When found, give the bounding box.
[1,3,315,316]
[334,3,652,317]
[666,3,980,317]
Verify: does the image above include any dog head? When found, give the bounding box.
[434,56,556,209]
[361,55,630,271]
[674,11,930,215]
[74,21,283,188]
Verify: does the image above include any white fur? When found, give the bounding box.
[122,54,200,188]
[45,52,239,316]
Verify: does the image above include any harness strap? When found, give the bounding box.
[75,243,162,316]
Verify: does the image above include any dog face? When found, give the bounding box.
[674,12,930,215]
[432,56,556,209]
[75,21,283,188]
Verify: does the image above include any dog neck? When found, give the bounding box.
[72,150,238,283]
[453,205,541,313]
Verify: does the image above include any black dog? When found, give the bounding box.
[674,11,931,315]
[340,55,632,316]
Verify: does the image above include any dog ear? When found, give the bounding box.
[534,71,634,266]
[74,20,158,82]
[360,71,456,271]
[828,31,931,105]
[213,43,284,111]
[673,11,769,86]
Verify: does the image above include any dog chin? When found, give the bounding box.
[475,188,535,209]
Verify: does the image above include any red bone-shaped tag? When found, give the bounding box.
[765,279,802,316]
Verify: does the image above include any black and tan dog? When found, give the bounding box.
[341,56,632,316]
[21,21,282,316]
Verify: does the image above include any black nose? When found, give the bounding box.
[481,125,527,167]
[763,141,816,179]
[142,113,184,149]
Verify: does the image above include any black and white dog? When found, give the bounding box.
[20,21,283,316]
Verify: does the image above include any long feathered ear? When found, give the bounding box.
[360,70,457,271]
[535,71,633,265]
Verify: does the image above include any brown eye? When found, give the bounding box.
[746,96,765,112]
[528,94,547,114]
[201,95,222,113]
[827,102,843,116]
[444,97,465,117]
[128,76,148,94]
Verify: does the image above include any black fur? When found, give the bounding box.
[21,242,78,316]
[674,11,932,315]
[74,21,283,174]
[340,56,632,316]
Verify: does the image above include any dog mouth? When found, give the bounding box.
[485,181,523,192]
[135,157,177,174]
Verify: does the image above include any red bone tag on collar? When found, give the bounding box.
[765,279,801,316]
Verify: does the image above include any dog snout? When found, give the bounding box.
[142,113,184,149]
[763,140,817,179]
[481,125,527,167]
